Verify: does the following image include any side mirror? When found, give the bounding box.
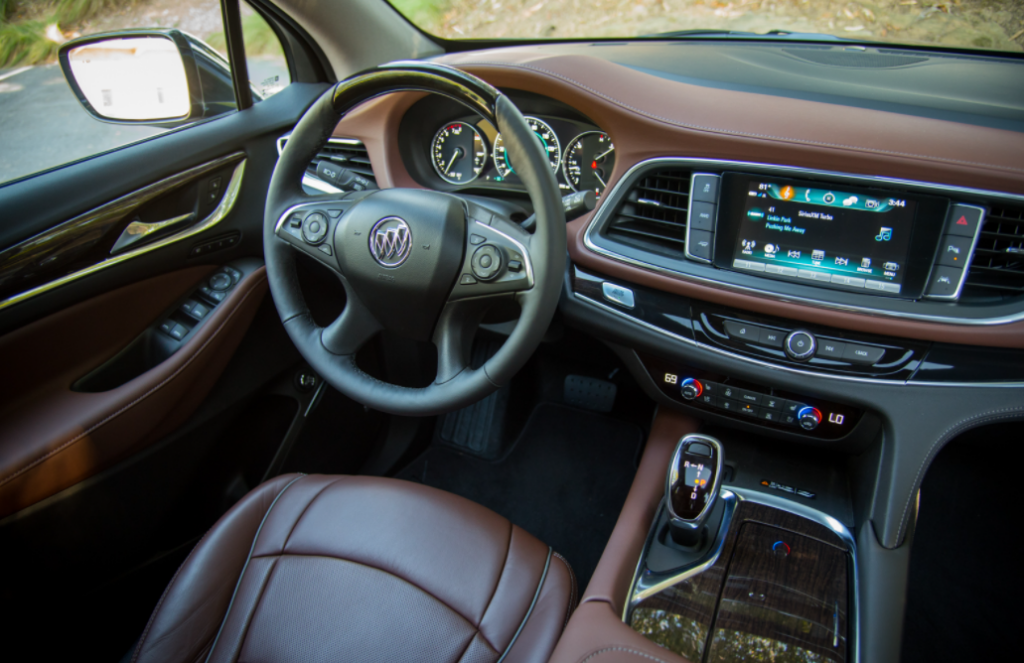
[58,30,238,127]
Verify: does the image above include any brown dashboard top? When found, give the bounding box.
[331,45,1024,348]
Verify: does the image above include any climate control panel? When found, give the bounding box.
[640,353,862,440]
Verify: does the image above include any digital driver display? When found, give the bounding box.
[730,176,919,294]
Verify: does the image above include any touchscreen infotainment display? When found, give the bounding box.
[727,175,919,294]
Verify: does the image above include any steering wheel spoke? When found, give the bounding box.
[273,194,368,274]
[448,202,535,301]
[321,276,382,355]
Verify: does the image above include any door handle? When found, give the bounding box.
[111,212,195,254]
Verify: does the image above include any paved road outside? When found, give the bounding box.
[0,57,286,188]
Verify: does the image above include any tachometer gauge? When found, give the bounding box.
[563,132,614,196]
[431,122,488,185]
[492,117,561,179]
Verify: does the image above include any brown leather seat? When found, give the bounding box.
[130,474,577,663]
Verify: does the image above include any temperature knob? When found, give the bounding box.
[797,406,822,431]
[680,378,703,401]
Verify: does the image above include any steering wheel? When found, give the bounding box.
[263,62,566,417]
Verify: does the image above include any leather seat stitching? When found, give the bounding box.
[203,474,305,663]
[458,61,1024,175]
[894,406,1024,545]
[576,646,671,663]
[279,477,344,552]
[497,547,553,663]
[130,520,225,663]
[472,520,514,652]
[553,552,577,629]
[247,550,490,631]
[0,272,268,489]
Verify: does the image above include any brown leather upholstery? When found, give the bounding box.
[132,474,576,663]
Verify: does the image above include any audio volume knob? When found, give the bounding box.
[785,330,817,361]
[680,378,703,401]
[797,406,822,431]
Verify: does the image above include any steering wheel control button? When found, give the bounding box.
[601,282,635,309]
[817,339,847,360]
[317,244,333,257]
[507,260,523,272]
[209,273,233,291]
[471,244,503,280]
[680,378,703,400]
[945,204,984,237]
[470,234,487,245]
[842,343,885,365]
[798,406,823,431]
[302,212,329,245]
[460,274,478,285]
[784,330,816,361]
[723,320,761,342]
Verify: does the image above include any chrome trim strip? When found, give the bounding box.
[574,290,1024,387]
[624,486,860,663]
[0,157,246,313]
[924,204,986,302]
[583,157,1024,326]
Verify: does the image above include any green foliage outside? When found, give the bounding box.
[0,0,135,67]
[206,9,282,58]
[388,0,447,29]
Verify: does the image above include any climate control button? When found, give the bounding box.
[797,406,822,431]
[784,330,817,361]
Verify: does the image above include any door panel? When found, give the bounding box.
[0,264,268,517]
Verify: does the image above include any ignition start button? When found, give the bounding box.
[471,244,503,281]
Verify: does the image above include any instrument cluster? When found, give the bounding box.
[427,114,615,197]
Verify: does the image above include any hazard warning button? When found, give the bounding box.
[944,204,985,238]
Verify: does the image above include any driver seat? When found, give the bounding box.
[129,474,576,663]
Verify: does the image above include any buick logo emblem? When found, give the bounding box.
[369,217,412,268]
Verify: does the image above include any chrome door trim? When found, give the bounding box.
[583,156,1024,326]
[0,155,246,313]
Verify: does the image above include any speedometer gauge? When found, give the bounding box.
[431,122,488,185]
[563,132,614,196]
[492,117,561,179]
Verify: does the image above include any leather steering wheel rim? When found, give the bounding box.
[263,62,566,417]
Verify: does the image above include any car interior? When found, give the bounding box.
[1,1,1022,662]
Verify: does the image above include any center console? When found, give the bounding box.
[626,434,855,663]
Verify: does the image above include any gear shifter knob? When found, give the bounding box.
[666,434,724,547]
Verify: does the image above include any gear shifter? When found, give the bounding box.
[665,434,724,547]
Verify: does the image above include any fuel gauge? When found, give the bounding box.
[563,132,614,196]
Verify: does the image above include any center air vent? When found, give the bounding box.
[603,169,691,258]
[276,135,377,192]
[964,204,1024,297]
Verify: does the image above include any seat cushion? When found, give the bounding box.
[131,474,576,663]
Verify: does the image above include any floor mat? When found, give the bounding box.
[397,402,643,592]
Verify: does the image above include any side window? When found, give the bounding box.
[0,0,284,187]
[242,1,290,98]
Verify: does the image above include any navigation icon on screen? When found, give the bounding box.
[835,257,849,266]
[875,227,893,242]
[788,250,801,259]
[843,196,859,207]
[812,249,825,261]
[861,258,872,269]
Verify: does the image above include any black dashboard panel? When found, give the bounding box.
[398,88,609,197]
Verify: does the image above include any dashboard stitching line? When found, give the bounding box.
[894,407,1024,544]
[456,61,1024,175]
[0,272,267,489]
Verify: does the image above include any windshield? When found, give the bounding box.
[389,0,1024,53]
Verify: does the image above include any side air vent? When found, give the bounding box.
[276,135,377,191]
[603,169,691,258]
[964,204,1024,296]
